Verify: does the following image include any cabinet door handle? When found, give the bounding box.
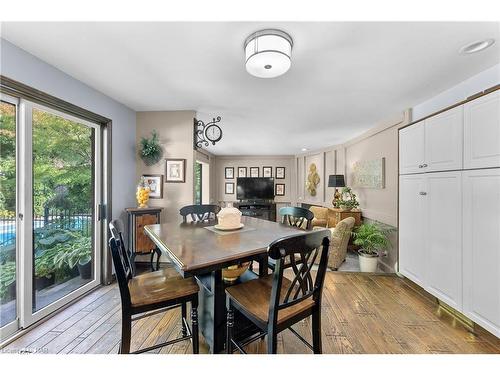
[419,191,427,195]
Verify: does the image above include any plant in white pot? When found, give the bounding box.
[352,223,392,273]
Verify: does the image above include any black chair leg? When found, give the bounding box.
[181,302,187,337]
[312,306,322,354]
[119,312,132,354]
[150,251,156,271]
[226,301,234,354]
[155,248,161,270]
[191,299,199,354]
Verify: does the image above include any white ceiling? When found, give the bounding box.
[2,22,499,155]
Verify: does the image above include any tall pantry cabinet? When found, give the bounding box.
[398,89,500,338]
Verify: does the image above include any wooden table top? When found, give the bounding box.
[144,216,308,275]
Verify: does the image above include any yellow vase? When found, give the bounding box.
[136,184,150,208]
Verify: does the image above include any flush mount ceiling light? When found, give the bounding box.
[459,38,495,54]
[244,29,293,78]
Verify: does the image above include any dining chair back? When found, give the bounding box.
[108,221,200,354]
[109,220,133,305]
[279,206,314,230]
[226,229,331,354]
[179,204,221,223]
[267,229,330,327]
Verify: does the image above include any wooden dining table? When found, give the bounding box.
[144,215,307,353]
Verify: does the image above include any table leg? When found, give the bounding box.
[198,269,225,353]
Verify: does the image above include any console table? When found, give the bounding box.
[233,201,276,222]
[125,207,163,271]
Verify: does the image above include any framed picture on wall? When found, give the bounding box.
[225,167,234,179]
[225,182,234,194]
[165,158,186,183]
[238,167,247,178]
[275,183,285,196]
[263,166,273,178]
[250,167,259,178]
[276,167,285,179]
[142,174,164,199]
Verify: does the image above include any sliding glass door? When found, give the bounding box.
[0,97,103,338]
[0,95,19,339]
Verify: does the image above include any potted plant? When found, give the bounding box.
[56,237,92,279]
[34,248,58,290]
[0,261,16,302]
[352,223,392,273]
[139,130,163,166]
[338,187,359,211]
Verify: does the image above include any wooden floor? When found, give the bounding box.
[3,271,499,354]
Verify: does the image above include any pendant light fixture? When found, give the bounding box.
[244,29,293,78]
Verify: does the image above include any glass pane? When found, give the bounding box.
[32,108,95,312]
[0,101,17,328]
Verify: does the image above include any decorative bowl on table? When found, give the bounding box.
[222,262,251,283]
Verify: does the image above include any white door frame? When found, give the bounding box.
[0,93,20,340]
[19,100,103,328]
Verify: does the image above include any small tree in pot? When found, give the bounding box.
[352,223,392,272]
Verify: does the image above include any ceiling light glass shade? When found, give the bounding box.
[244,29,293,78]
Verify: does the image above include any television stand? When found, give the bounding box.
[234,201,276,222]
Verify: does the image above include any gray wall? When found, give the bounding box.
[0,39,137,221]
[136,111,196,223]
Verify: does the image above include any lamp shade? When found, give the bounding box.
[328,175,345,188]
[244,29,293,78]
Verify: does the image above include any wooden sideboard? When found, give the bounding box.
[125,207,163,270]
[328,208,362,227]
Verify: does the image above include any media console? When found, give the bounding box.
[233,201,276,222]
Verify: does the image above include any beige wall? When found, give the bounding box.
[295,110,411,272]
[214,156,296,205]
[136,111,195,223]
[343,111,411,227]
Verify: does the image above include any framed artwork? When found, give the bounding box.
[263,166,273,178]
[250,167,259,178]
[142,174,164,199]
[276,167,285,179]
[165,158,186,183]
[351,157,386,189]
[238,167,247,178]
[225,182,234,194]
[225,167,234,179]
[275,183,285,196]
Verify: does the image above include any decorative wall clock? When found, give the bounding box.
[194,116,223,148]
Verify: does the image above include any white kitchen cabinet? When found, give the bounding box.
[462,168,500,337]
[425,106,463,172]
[425,171,462,311]
[399,121,425,174]
[464,90,500,169]
[398,174,427,285]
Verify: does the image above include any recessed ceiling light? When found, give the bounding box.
[459,39,495,54]
[301,148,308,152]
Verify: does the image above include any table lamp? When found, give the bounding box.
[328,174,345,208]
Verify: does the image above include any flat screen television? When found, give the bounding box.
[236,177,274,201]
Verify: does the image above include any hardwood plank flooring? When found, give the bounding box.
[2,272,499,354]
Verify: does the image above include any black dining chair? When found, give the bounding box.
[268,206,315,271]
[109,220,200,354]
[225,229,331,354]
[279,206,314,230]
[179,204,220,223]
